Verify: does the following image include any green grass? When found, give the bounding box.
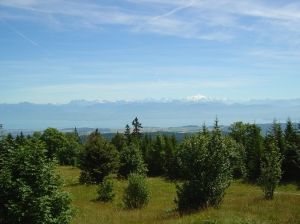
[57,166,300,224]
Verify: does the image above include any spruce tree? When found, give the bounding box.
[132,117,143,139]
[283,118,300,181]
[77,129,119,183]
[245,124,265,182]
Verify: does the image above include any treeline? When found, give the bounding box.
[1,117,300,183]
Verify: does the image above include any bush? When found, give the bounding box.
[258,141,282,200]
[97,176,116,202]
[0,140,76,224]
[122,173,151,209]
[175,121,232,214]
[118,144,148,178]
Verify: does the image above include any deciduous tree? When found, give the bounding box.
[118,144,147,178]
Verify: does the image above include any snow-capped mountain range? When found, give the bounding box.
[66,94,300,106]
[1,94,299,130]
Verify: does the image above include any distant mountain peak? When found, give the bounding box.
[186,94,227,102]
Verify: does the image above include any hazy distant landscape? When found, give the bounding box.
[1,96,299,131]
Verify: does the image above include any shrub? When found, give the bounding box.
[258,141,282,200]
[122,173,150,209]
[175,121,232,214]
[0,140,76,224]
[97,176,116,202]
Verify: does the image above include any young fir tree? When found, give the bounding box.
[258,141,283,200]
[245,124,265,182]
[122,172,150,209]
[77,129,119,184]
[111,132,127,152]
[175,119,232,214]
[97,176,116,202]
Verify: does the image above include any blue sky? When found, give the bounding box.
[0,0,299,104]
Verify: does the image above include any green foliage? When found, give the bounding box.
[163,134,179,180]
[140,133,153,164]
[77,129,119,184]
[225,136,247,179]
[175,121,232,214]
[0,140,76,224]
[15,131,27,146]
[0,124,3,139]
[283,118,300,182]
[118,144,148,178]
[265,119,286,155]
[144,133,179,178]
[245,124,265,182]
[97,176,116,202]
[146,133,166,176]
[124,124,131,137]
[3,133,15,147]
[39,128,81,166]
[122,173,151,209]
[111,132,127,152]
[132,117,143,140]
[228,122,265,182]
[258,141,283,200]
[40,127,68,159]
[228,121,248,146]
[59,132,82,166]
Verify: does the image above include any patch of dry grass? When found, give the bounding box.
[56,167,300,224]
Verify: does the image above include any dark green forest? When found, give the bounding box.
[1,117,300,222]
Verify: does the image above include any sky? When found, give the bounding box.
[0,0,300,104]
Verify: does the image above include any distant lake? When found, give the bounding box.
[3,117,276,130]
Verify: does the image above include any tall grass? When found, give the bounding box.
[57,166,300,224]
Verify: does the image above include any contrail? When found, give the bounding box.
[149,0,195,22]
[0,18,51,55]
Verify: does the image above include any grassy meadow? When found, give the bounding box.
[57,166,300,224]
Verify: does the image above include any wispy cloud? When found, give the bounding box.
[1,0,299,43]
[24,74,259,95]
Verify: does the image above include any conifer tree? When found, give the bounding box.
[132,117,143,139]
[245,124,265,182]
[77,129,119,183]
[175,119,232,214]
[258,141,282,200]
[282,118,300,181]
[111,132,127,152]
